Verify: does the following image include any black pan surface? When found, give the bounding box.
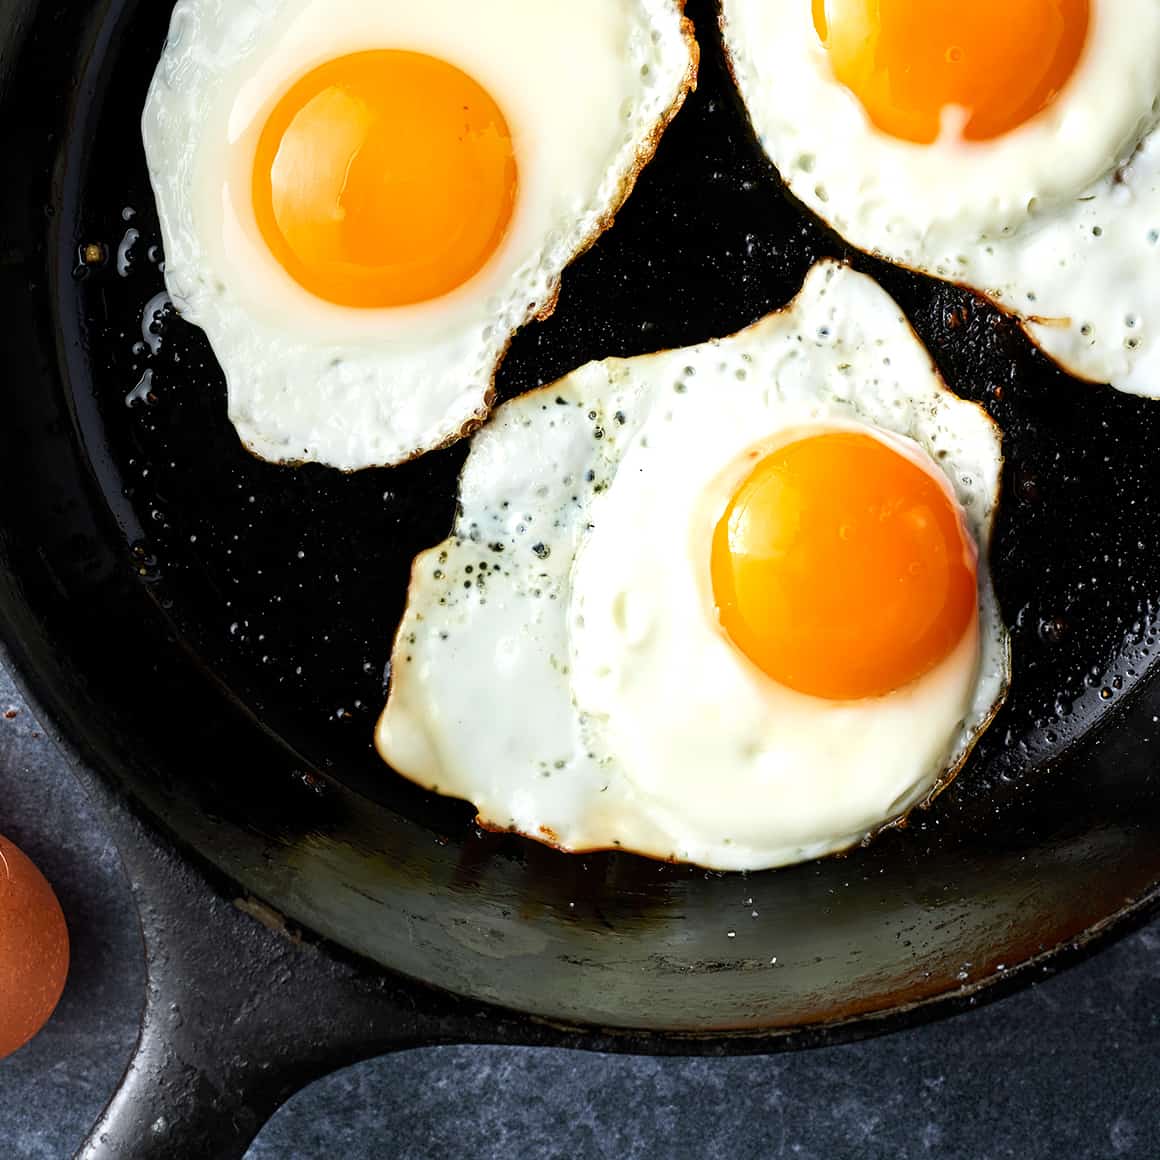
[4,0,1160,1037]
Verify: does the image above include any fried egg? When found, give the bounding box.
[721,1,1160,394]
[143,0,697,470]
[377,262,1009,872]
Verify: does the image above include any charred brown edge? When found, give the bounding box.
[718,1,1121,392]
[855,289,1012,837]
[889,273,1111,393]
[244,4,701,475]
[716,1,743,97]
[378,256,1012,872]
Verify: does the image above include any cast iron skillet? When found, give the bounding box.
[5,0,1160,1156]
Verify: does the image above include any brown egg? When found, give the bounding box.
[0,835,70,1060]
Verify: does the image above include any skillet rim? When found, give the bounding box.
[6,0,1160,1053]
[5,618,1160,1053]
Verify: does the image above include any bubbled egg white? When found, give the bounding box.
[721,0,1160,394]
[377,262,1010,872]
[143,0,697,470]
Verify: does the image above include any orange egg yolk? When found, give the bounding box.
[711,431,978,701]
[253,50,518,308]
[811,0,1090,143]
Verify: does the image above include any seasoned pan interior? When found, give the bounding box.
[3,0,1160,1034]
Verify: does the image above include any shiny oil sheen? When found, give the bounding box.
[3,0,1160,1066]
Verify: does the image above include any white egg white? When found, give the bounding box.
[377,262,1010,872]
[721,0,1160,394]
[143,0,696,470]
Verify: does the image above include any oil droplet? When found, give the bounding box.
[126,369,155,408]
[117,228,140,277]
[141,292,172,355]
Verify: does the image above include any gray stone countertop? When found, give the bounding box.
[1,661,1158,1160]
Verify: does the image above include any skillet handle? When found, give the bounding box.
[75,795,479,1160]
